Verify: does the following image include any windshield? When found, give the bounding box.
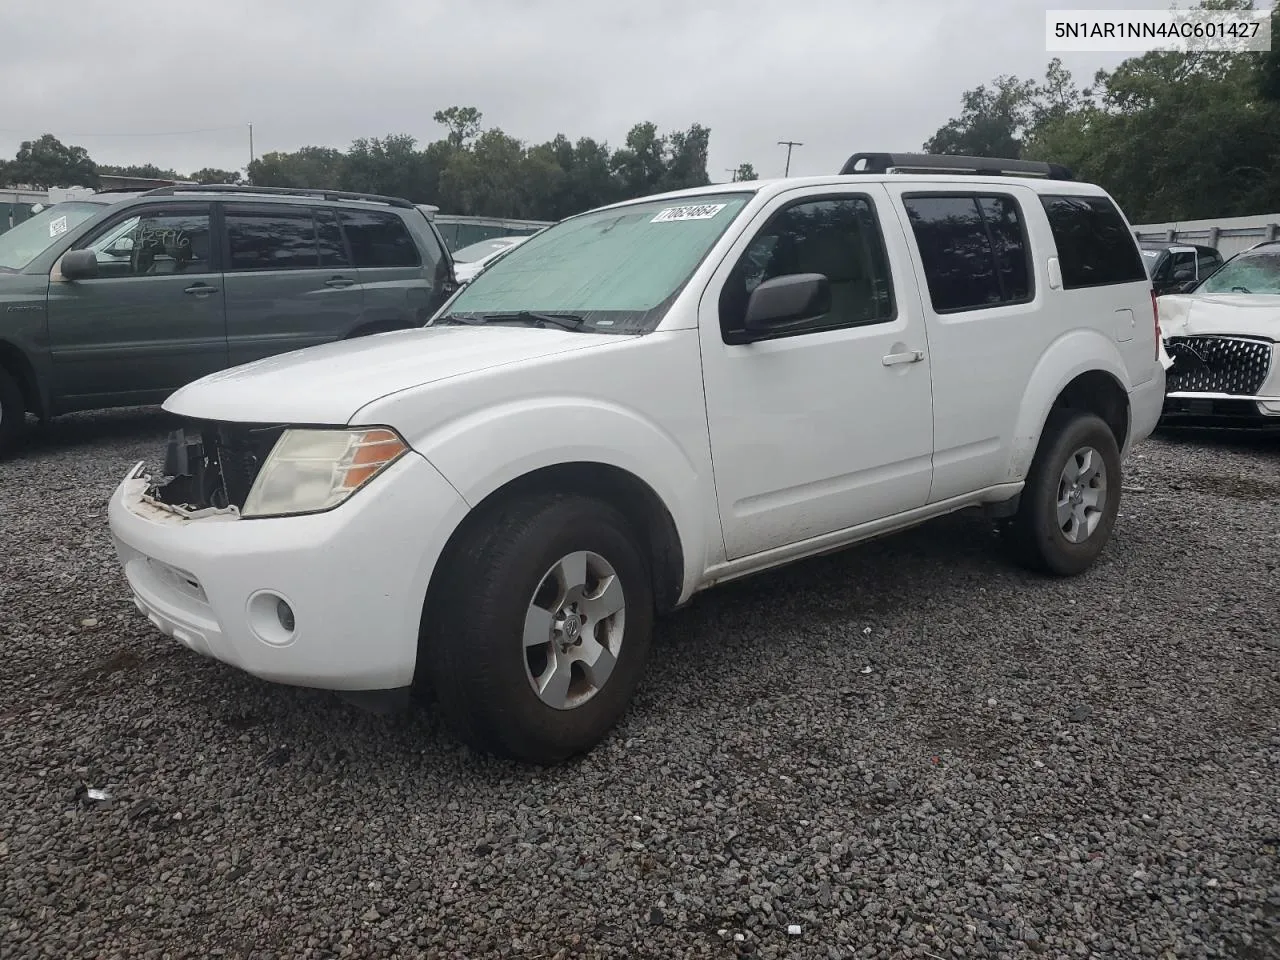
[439,192,754,334]
[0,201,106,273]
[452,237,523,263]
[1197,248,1280,295]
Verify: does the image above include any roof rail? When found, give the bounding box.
[840,152,1074,181]
[136,183,417,209]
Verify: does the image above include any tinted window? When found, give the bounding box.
[339,211,421,268]
[227,208,318,271]
[85,209,213,278]
[1196,250,1222,275]
[1039,194,1145,289]
[315,209,351,268]
[903,194,1031,312]
[720,196,895,338]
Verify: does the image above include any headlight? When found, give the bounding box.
[241,427,408,518]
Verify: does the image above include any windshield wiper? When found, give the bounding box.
[443,311,590,331]
[1231,285,1252,294]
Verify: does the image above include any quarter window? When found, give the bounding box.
[1038,194,1146,289]
[902,194,1032,313]
[719,196,895,339]
[338,211,421,268]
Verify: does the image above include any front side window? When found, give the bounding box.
[0,201,107,273]
[441,192,754,334]
[84,209,213,277]
[1039,194,1146,289]
[226,207,318,271]
[1197,248,1280,295]
[903,193,1031,312]
[339,210,421,268]
[719,195,895,338]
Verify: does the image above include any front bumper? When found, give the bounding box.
[108,451,468,691]
[1160,393,1280,429]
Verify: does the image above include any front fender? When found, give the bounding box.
[1006,329,1131,481]
[399,395,714,603]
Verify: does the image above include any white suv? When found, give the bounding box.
[108,152,1165,764]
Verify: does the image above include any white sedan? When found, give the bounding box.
[451,235,532,284]
[1158,239,1280,429]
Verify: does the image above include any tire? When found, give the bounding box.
[0,366,26,458]
[1004,410,1122,576]
[423,493,655,764]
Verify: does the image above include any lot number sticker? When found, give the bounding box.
[49,215,68,238]
[651,203,727,223]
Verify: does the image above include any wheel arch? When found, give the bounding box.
[1007,332,1132,482]
[0,338,46,419]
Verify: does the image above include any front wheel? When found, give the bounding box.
[1004,410,1122,576]
[423,493,654,764]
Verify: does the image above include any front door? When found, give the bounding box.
[698,186,936,561]
[46,203,228,409]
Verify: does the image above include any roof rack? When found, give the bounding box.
[839,152,1074,181]
[137,183,417,209]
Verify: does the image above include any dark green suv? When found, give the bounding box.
[0,185,457,454]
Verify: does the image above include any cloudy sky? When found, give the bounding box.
[0,0,1236,182]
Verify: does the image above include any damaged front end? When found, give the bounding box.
[142,421,289,517]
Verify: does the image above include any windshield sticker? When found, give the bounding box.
[49,215,68,238]
[651,203,727,223]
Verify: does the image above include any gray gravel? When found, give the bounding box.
[2,409,1278,960]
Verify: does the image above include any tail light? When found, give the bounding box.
[1151,289,1160,359]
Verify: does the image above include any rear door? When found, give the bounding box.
[222,202,365,367]
[46,202,228,407]
[339,208,445,327]
[887,183,1048,501]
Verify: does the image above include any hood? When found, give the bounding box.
[163,324,624,424]
[1159,292,1280,340]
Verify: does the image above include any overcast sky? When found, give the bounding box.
[0,0,1254,183]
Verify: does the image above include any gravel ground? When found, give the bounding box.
[1,409,1278,960]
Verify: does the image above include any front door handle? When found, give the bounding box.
[325,276,356,288]
[882,349,925,366]
[184,283,218,297]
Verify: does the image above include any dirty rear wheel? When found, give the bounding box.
[1004,410,1122,576]
[0,367,26,457]
[423,493,654,764]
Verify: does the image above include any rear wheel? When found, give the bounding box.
[0,367,26,458]
[1004,410,1122,576]
[423,493,654,764]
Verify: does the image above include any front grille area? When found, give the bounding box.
[151,420,287,511]
[1165,335,1274,397]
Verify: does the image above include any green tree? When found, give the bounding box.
[247,146,345,189]
[341,134,439,201]
[97,162,181,180]
[433,106,483,149]
[662,123,712,191]
[5,134,98,188]
[190,167,242,185]
[610,122,667,196]
[733,162,759,182]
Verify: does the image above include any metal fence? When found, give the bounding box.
[1131,213,1280,258]
[432,215,552,251]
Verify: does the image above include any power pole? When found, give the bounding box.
[248,123,255,166]
[725,167,738,182]
[777,140,803,177]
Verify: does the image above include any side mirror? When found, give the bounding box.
[59,249,99,281]
[743,273,831,336]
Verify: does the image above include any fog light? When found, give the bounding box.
[276,598,295,632]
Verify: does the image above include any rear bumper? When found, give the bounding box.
[1125,366,1166,455]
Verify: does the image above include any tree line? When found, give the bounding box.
[923,0,1280,223]
[0,106,756,223]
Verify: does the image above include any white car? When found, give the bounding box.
[1158,239,1280,429]
[108,152,1165,764]
[450,235,531,284]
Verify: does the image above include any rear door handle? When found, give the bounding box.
[882,349,925,366]
[184,283,218,297]
[325,277,356,288]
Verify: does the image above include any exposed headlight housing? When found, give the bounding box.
[241,427,408,518]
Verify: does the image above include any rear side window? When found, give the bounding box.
[902,193,1032,312]
[226,207,318,271]
[315,209,351,268]
[1039,194,1145,289]
[339,210,421,268]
